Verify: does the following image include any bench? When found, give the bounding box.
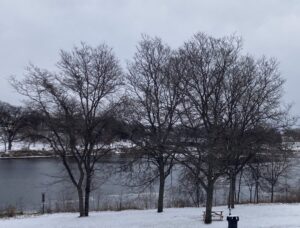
[202,211,224,221]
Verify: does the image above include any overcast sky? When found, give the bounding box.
[1,0,300,115]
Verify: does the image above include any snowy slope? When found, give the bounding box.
[0,204,300,228]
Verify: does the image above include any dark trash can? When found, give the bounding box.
[227,216,239,228]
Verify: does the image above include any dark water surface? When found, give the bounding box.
[2,156,296,212]
[0,158,134,211]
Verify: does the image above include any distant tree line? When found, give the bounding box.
[0,32,296,224]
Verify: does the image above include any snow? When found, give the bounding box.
[0,140,134,153]
[1,203,300,228]
[0,142,51,152]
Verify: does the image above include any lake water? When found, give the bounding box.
[0,158,180,212]
[0,156,299,212]
[0,158,128,211]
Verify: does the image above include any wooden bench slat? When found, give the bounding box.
[202,210,224,221]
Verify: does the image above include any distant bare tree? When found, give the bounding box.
[0,101,28,151]
[126,35,183,213]
[260,131,293,203]
[178,163,205,207]
[242,166,255,203]
[235,125,295,205]
[18,109,45,146]
[11,43,122,217]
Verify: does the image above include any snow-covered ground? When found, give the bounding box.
[0,204,300,228]
[0,140,134,153]
[0,142,51,152]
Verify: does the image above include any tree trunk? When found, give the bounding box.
[4,141,7,152]
[84,176,91,216]
[8,139,12,151]
[204,180,214,224]
[230,174,236,208]
[157,167,165,213]
[77,187,85,217]
[255,181,259,203]
[228,173,236,209]
[237,170,243,203]
[271,185,274,203]
[195,180,200,207]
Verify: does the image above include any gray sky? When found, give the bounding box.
[1,0,300,115]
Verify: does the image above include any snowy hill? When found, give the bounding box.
[0,203,300,228]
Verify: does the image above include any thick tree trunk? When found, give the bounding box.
[77,187,85,217]
[84,177,91,216]
[8,140,12,151]
[157,167,165,213]
[4,141,7,152]
[204,180,214,224]
[229,174,236,209]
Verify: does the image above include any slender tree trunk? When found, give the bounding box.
[230,174,236,208]
[204,180,214,224]
[285,176,288,202]
[271,185,274,203]
[237,170,243,203]
[255,181,259,203]
[196,180,200,207]
[157,166,165,213]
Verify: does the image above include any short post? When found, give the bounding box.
[227,215,239,228]
[42,193,45,214]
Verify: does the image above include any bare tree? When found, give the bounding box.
[126,35,183,213]
[177,32,287,223]
[222,55,290,209]
[178,155,205,207]
[260,131,293,203]
[241,166,255,203]
[0,101,28,151]
[11,43,122,217]
[177,33,241,224]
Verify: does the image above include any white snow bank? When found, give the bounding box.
[0,203,300,228]
[0,142,51,152]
